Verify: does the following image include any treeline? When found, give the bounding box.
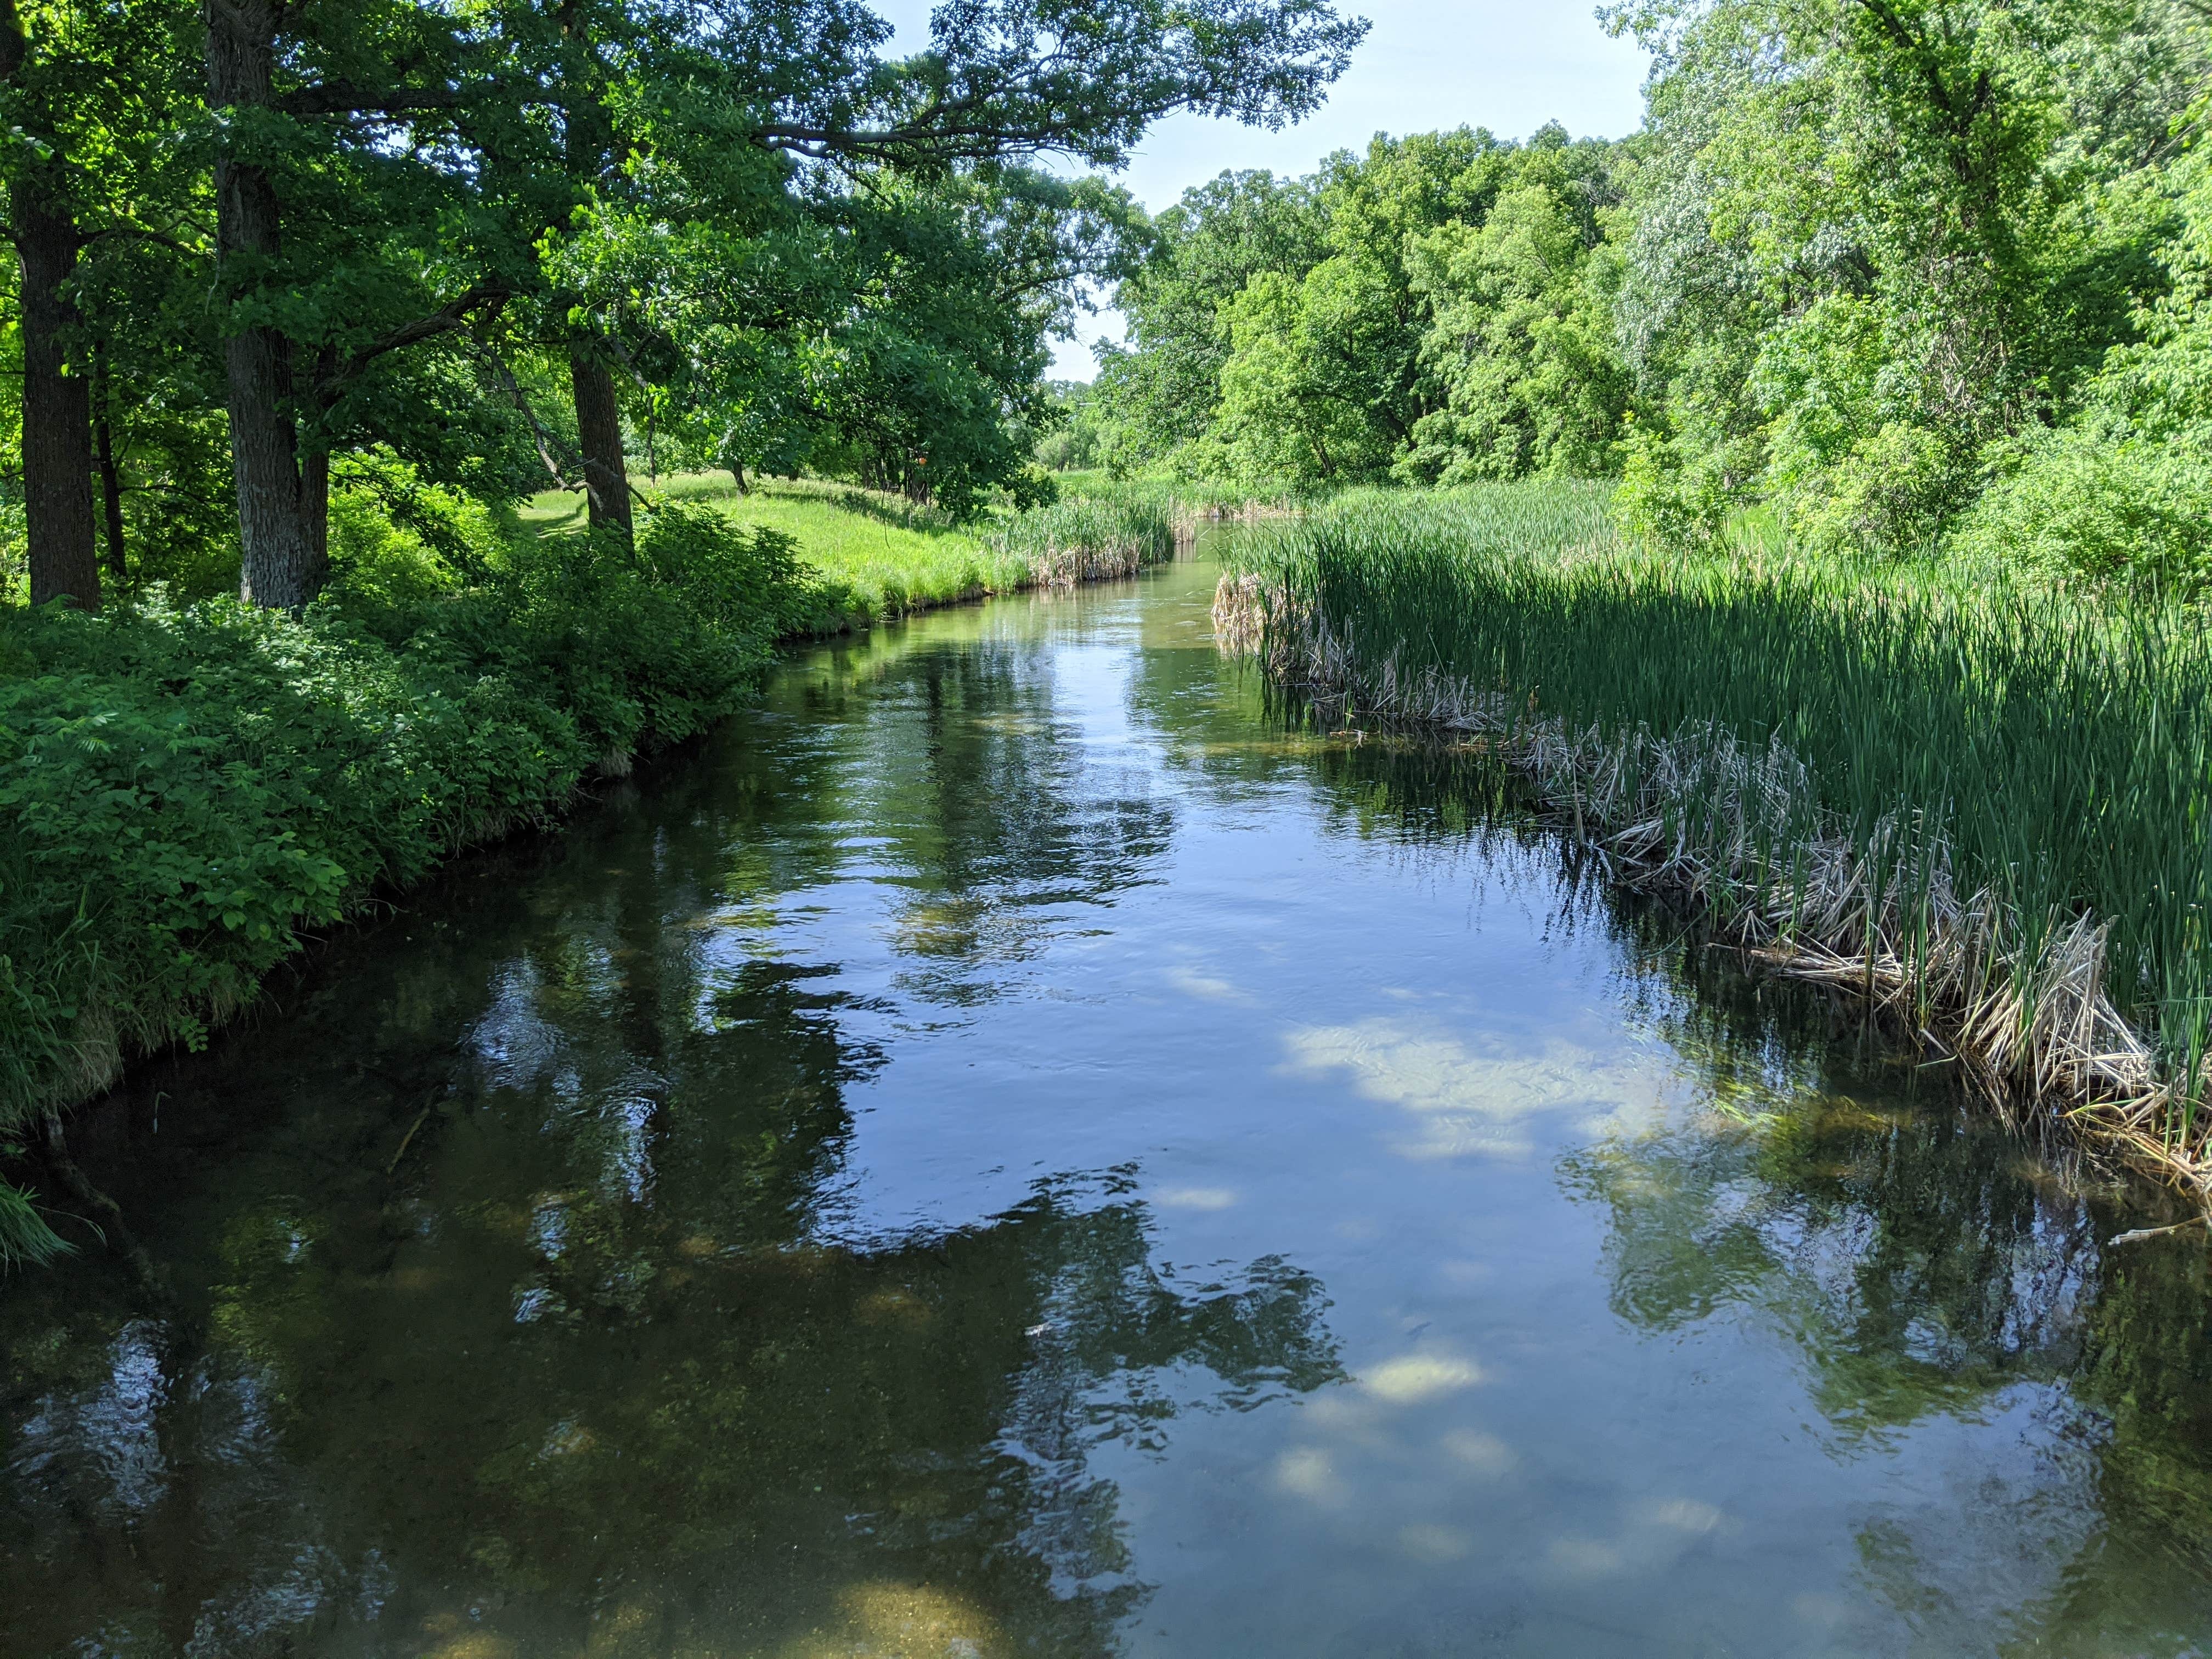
[0,0,1365,612]
[1092,0,2212,584]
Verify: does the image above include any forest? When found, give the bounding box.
[1085,0,2212,587]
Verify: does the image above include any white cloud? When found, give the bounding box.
[1362,1353,1486,1403]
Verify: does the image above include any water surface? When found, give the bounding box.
[7,554,2212,1657]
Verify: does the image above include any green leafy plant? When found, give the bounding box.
[0,514,820,1257]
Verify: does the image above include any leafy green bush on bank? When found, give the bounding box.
[0,480,1206,1263]
[0,506,813,1263]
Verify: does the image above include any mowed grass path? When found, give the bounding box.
[523,474,1034,626]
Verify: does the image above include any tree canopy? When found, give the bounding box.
[1,0,1367,607]
[1090,0,2212,583]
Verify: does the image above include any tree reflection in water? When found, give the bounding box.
[3,907,1342,1658]
[1557,949,2212,1651]
[1274,720,2212,1652]
[0,607,1335,1659]
[16,567,2212,1657]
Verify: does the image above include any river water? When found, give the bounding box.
[7,551,2212,1658]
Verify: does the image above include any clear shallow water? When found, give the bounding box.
[7,554,2212,1658]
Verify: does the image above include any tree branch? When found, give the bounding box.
[319,285,510,401]
[473,341,586,490]
[275,82,478,118]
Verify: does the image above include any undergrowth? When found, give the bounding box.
[0,505,815,1263]
[0,472,1211,1265]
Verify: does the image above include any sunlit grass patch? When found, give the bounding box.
[523,475,1030,624]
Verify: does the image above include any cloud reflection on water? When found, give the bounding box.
[1278,1014,1667,1160]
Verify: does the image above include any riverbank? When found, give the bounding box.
[19,547,2207,1655]
[524,476,1034,620]
[0,487,1181,1261]
[524,475,1194,620]
[1215,484,2212,1206]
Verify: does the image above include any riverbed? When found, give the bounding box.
[5,551,2210,1657]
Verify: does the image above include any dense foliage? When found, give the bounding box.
[0,0,1364,608]
[1098,128,1630,488]
[0,510,820,1257]
[0,1,1365,1254]
[1096,0,2212,585]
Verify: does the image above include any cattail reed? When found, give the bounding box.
[1216,484,2212,1206]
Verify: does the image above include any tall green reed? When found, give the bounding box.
[1236,484,2212,1137]
[985,494,1180,582]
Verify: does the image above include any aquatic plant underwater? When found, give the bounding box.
[1216,484,2212,1203]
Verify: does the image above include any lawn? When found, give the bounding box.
[523,475,1034,624]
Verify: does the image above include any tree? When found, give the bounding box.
[1604,0,2203,546]
[529,0,1369,521]
[0,1,201,607]
[0,0,1367,606]
[1097,168,1327,466]
[1103,124,1634,485]
[200,0,524,606]
[1404,130,1630,482]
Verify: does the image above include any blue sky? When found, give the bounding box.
[870,2,1654,377]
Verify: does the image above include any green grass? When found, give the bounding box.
[524,473,1214,625]
[526,476,1032,623]
[1229,482,2212,1184]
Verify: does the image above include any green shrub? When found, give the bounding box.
[1615,417,1728,547]
[0,512,818,1261]
[1954,422,2212,597]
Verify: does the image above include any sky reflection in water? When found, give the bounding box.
[5,553,2212,1658]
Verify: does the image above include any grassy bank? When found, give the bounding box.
[528,475,1191,618]
[526,476,1035,622]
[1,485,1184,1262]
[1217,484,2212,1204]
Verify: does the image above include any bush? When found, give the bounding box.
[0,512,820,1261]
[1955,422,2212,597]
[1615,417,1728,547]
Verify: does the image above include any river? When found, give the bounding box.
[5,549,2211,1657]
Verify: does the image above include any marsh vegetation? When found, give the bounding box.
[1217,488,2212,1197]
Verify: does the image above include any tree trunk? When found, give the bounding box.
[0,0,99,608]
[296,346,335,592]
[301,445,330,589]
[555,5,631,537]
[15,185,99,608]
[729,459,747,495]
[570,346,633,534]
[93,343,126,585]
[205,0,315,609]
